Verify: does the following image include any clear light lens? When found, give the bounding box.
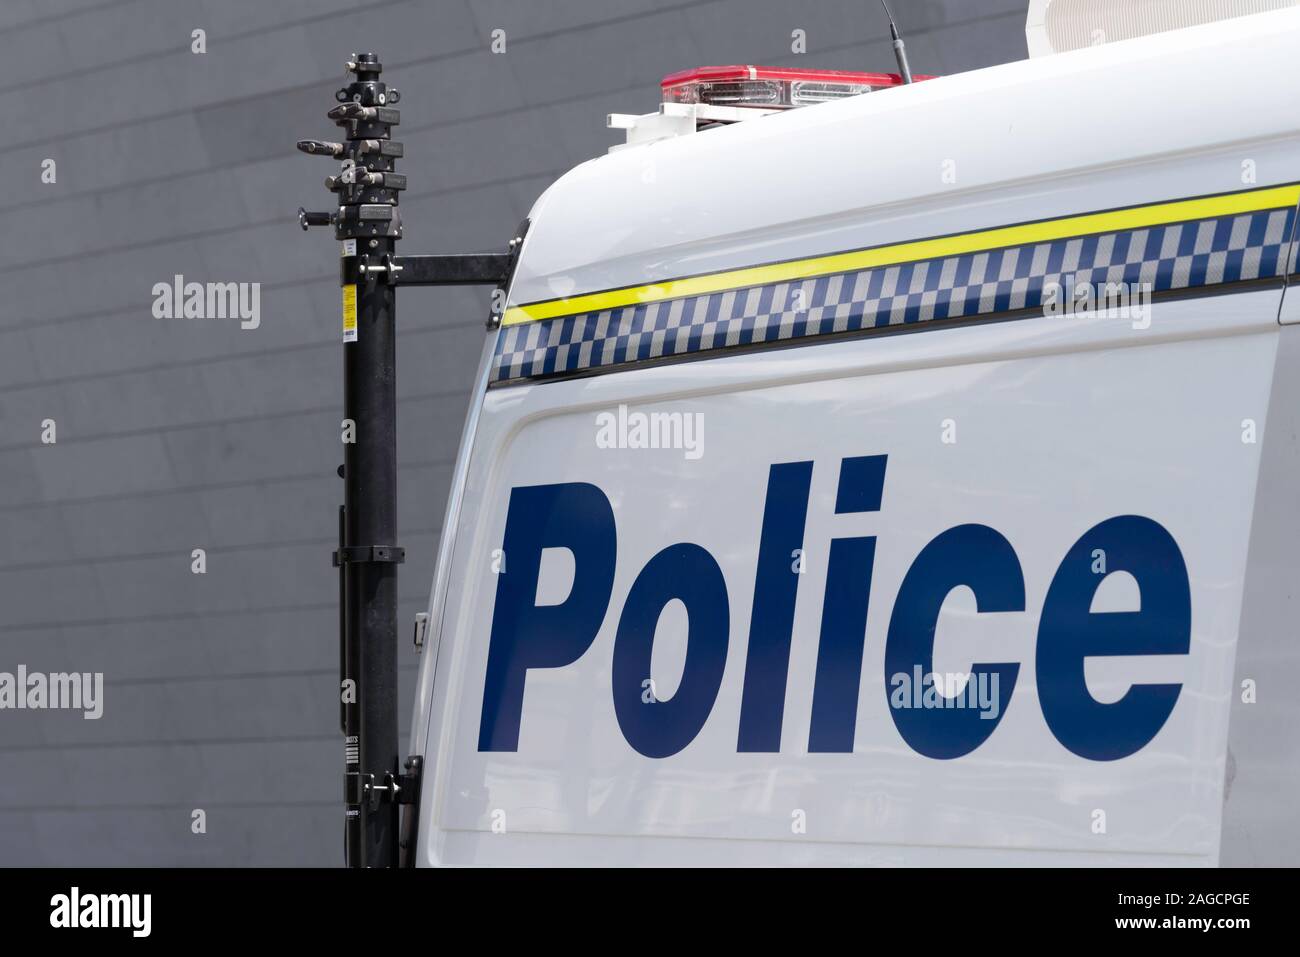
[663,79,779,106]
[789,79,875,105]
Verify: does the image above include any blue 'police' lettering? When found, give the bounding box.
[613,543,730,758]
[737,461,813,752]
[478,482,615,752]
[884,524,1024,759]
[807,454,889,752]
[1037,515,1191,761]
[478,461,1192,763]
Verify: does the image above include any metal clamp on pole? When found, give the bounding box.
[346,758,421,814]
[352,254,403,282]
[332,545,405,565]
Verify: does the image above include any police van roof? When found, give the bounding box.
[508,8,1300,311]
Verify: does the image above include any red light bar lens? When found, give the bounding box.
[660,65,933,109]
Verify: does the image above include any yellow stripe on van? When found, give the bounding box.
[501,184,1300,327]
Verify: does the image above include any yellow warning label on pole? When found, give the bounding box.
[342,285,357,342]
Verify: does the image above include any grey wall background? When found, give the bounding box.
[0,0,1028,865]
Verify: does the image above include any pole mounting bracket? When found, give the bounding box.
[346,760,421,813]
[332,545,405,566]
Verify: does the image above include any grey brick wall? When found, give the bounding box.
[0,0,1028,865]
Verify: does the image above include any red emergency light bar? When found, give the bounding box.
[661,64,935,110]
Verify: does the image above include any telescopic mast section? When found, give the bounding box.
[297,52,521,868]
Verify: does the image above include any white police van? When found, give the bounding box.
[407,4,1300,866]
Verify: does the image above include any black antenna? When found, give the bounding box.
[880,0,914,84]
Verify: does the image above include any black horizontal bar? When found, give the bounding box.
[389,253,510,286]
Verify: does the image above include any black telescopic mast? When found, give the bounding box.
[297,54,522,867]
[303,52,404,868]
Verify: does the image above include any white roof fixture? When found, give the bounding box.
[607,65,933,151]
[1026,0,1300,56]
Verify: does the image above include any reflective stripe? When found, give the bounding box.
[493,185,1300,385]
[502,183,1300,327]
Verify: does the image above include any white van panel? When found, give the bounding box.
[415,290,1278,866]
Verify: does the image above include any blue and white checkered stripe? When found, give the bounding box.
[492,206,1296,384]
